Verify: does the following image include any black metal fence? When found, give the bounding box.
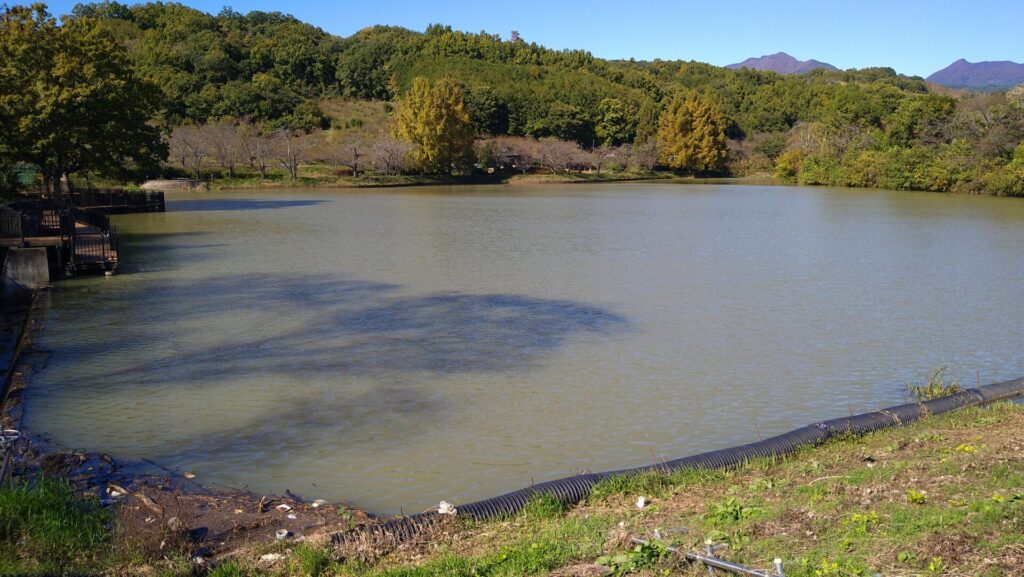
[3,188,161,274]
[0,209,23,240]
[60,189,165,213]
[0,206,74,242]
[70,227,118,271]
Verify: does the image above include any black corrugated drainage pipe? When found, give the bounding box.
[330,376,1024,547]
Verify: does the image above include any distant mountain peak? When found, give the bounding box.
[726,52,838,74]
[927,59,1024,90]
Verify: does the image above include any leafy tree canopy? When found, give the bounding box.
[394,76,474,174]
[0,3,166,191]
[656,92,729,173]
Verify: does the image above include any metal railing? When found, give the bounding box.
[0,206,74,243]
[60,189,165,213]
[3,189,156,273]
[0,210,23,240]
[70,227,118,270]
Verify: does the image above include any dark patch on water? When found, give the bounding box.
[116,232,227,273]
[40,273,629,460]
[165,199,326,212]
[77,273,628,382]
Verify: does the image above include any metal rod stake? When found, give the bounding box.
[631,538,781,577]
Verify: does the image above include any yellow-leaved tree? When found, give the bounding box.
[656,92,729,173]
[394,76,475,174]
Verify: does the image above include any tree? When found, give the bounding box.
[202,121,242,178]
[476,136,539,173]
[335,134,369,177]
[336,27,418,100]
[238,124,272,179]
[752,132,788,162]
[370,135,413,175]
[656,92,729,173]
[0,4,166,192]
[507,138,538,174]
[273,129,316,180]
[463,83,508,135]
[394,76,475,174]
[595,98,635,147]
[634,99,659,144]
[884,94,955,148]
[535,138,583,173]
[1008,84,1024,109]
[628,141,658,171]
[586,146,613,173]
[525,102,594,145]
[168,125,207,178]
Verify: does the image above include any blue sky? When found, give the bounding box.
[43,0,1023,77]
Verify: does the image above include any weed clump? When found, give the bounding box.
[906,366,963,401]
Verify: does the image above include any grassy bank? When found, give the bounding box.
[504,170,670,185]
[3,402,1022,576]
[211,171,495,190]
[203,166,672,191]
[0,479,113,576]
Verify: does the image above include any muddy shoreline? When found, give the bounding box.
[0,289,373,561]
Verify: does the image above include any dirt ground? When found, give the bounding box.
[7,436,373,561]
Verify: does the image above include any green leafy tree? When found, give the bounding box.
[463,83,508,135]
[394,76,475,174]
[753,132,788,162]
[595,98,635,146]
[525,101,595,145]
[1,4,166,191]
[884,93,955,148]
[336,26,423,100]
[656,92,729,173]
[634,98,659,144]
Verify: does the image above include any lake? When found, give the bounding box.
[22,182,1024,514]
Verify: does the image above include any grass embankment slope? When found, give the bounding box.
[208,168,671,191]
[3,402,1023,577]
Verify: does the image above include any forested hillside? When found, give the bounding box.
[4,1,1024,195]
[72,2,935,140]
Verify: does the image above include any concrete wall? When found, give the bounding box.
[1,248,49,300]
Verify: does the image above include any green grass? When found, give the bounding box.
[4,402,1024,576]
[589,467,728,502]
[208,168,504,190]
[520,493,569,521]
[906,366,964,400]
[204,164,672,191]
[355,515,609,577]
[208,560,245,577]
[506,169,669,185]
[0,477,110,576]
[290,544,338,577]
[265,402,1024,577]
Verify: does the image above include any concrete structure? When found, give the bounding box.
[1,248,49,300]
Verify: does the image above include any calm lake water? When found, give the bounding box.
[23,183,1024,514]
